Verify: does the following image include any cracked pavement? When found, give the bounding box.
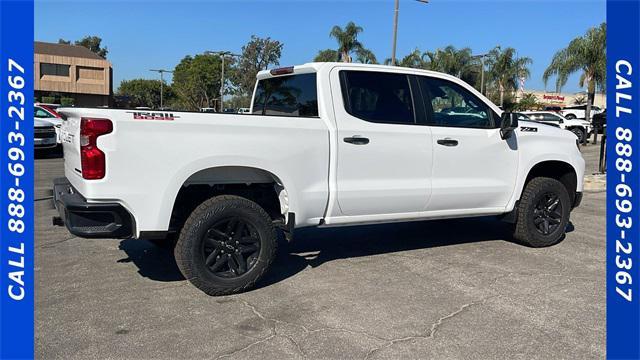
[36,147,605,359]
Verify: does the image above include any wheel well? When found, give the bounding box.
[168,167,286,233]
[524,161,577,202]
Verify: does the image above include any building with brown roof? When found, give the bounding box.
[34,41,113,107]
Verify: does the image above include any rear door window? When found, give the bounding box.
[340,70,415,125]
[252,73,319,117]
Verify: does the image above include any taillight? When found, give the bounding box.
[80,118,112,179]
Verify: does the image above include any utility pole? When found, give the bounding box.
[391,0,429,66]
[391,0,400,66]
[472,54,487,95]
[149,69,173,109]
[205,51,241,112]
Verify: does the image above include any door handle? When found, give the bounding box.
[437,138,459,147]
[343,136,370,145]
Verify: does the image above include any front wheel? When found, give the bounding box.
[174,195,277,295]
[570,127,586,143]
[512,177,571,247]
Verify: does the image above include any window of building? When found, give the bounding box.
[40,63,70,77]
[340,71,415,125]
[252,73,318,117]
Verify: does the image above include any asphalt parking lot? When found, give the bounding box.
[35,144,605,359]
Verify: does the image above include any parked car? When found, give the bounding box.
[543,106,563,113]
[200,107,217,113]
[35,104,63,143]
[560,104,604,119]
[514,113,560,128]
[521,111,592,143]
[223,108,237,113]
[34,118,57,149]
[53,63,585,295]
[592,111,606,134]
[237,108,251,114]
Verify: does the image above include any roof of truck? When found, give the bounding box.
[257,62,467,82]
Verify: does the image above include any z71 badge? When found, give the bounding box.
[127,112,179,121]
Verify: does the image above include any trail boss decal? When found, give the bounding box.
[127,112,179,121]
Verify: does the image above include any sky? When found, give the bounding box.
[34,0,605,93]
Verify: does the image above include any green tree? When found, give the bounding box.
[330,21,367,62]
[59,36,108,58]
[543,23,606,127]
[486,46,532,107]
[172,53,223,111]
[515,92,540,111]
[356,48,378,64]
[314,49,339,62]
[226,95,252,110]
[425,46,477,80]
[385,49,426,68]
[233,36,284,97]
[573,94,587,105]
[116,79,173,109]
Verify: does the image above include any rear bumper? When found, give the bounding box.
[52,177,134,238]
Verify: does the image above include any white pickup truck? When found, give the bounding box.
[53,63,585,295]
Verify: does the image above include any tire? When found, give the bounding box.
[174,195,277,296]
[570,127,585,143]
[513,177,571,247]
[565,114,577,120]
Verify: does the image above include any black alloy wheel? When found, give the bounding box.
[532,192,563,235]
[202,217,261,278]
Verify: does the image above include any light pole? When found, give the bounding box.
[149,69,173,109]
[205,51,241,112]
[391,0,429,66]
[471,53,487,95]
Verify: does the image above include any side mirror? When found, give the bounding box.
[500,112,519,139]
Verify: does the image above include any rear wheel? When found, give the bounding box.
[174,195,277,295]
[565,114,577,120]
[513,177,571,247]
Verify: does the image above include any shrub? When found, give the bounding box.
[60,97,75,106]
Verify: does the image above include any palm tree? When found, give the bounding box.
[425,46,475,77]
[573,94,587,105]
[356,48,378,64]
[516,93,540,111]
[330,21,365,62]
[543,23,606,130]
[384,49,425,68]
[486,46,532,107]
[421,46,480,87]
